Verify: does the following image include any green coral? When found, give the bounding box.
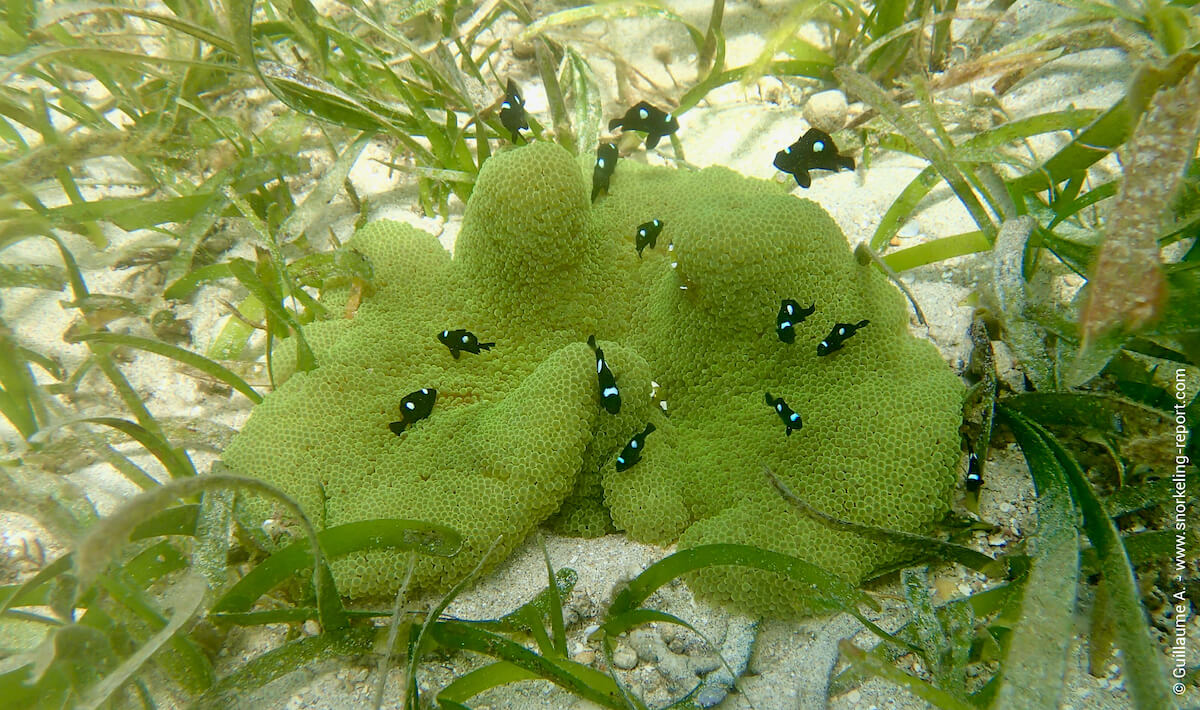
[223,141,963,615]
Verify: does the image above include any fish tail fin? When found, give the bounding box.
[587,334,597,350]
[645,423,656,435]
[480,342,495,351]
[857,319,870,329]
[764,392,774,406]
[608,118,622,130]
[645,133,661,149]
[840,156,855,171]
[451,349,460,359]
[786,428,792,436]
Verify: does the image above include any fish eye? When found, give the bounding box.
[598,158,606,168]
[405,402,415,410]
[665,113,673,121]
[501,101,510,109]
[638,229,646,237]
[814,140,825,151]
[638,108,648,119]
[461,335,469,343]
[838,327,845,335]
[441,330,448,337]
[631,440,638,448]
[775,404,783,411]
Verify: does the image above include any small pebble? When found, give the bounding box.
[612,643,638,670]
[574,650,596,665]
[889,236,902,246]
[629,629,660,663]
[511,38,534,59]
[987,533,1007,547]
[803,89,849,133]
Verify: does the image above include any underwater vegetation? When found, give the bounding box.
[223,140,964,615]
[0,0,1198,708]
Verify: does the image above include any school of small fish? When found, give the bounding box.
[391,87,964,484]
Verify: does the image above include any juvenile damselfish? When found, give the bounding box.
[775,299,815,344]
[616,423,656,472]
[773,128,855,188]
[587,335,621,414]
[592,143,619,202]
[817,320,870,356]
[438,329,495,359]
[635,219,663,258]
[965,449,983,492]
[389,388,437,436]
[499,79,527,143]
[764,392,803,436]
[609,101,679,149]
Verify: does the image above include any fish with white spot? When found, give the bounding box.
[816,320,869,356]
[965,449,983,492]
[616,423,656,471]
[765,392,802,436]
[635,219,663,258]
[587,334,621,414]
[438,329,494,359]
[773,128,854,188]
[389,388,437,436]
[499,79,527,143]
[592,143,618,202]
[609,101,679,149]
[775,299,815,344]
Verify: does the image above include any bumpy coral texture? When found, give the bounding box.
[222,141,963,615]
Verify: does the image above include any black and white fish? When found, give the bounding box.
[816,320,869,356]
[609,101,679,149]
[389,387,437,436]
[438,329,494,359]
[765,392,802,436]
[635,219,663,258]
[592,143,618,202]
[965,450,983,492]
[773,128,854,188]
[776,299,815,344]
[587,334,621,414]
[499,79,527,143]
[616,423,656,472]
